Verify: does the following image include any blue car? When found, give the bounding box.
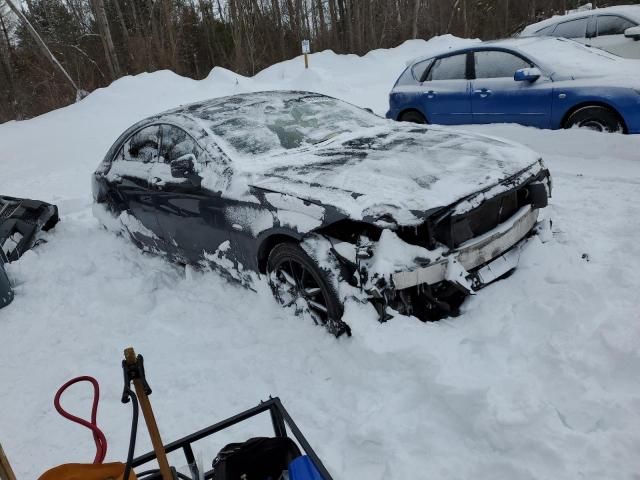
[387,37,640,133]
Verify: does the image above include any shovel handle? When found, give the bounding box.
[0,442,17,480]
[124,348,173,480]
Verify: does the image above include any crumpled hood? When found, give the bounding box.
[246,125,542,226]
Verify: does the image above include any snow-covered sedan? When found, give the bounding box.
[93,92,551,336]
[387,37,640,133]
[520,5,640,59]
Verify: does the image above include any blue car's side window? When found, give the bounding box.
[474,51,532,79]
[412,59,432,82]
[426,54,467,81]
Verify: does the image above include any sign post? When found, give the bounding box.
[302,39,310,69]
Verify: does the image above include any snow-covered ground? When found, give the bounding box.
[1,36,640,479]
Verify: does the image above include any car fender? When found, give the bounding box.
[550,83,640,131]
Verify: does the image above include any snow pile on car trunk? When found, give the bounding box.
[2,35,640,480]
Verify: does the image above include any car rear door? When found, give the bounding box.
[149,124,235,264]
[552,16,591,44]
[470,50,552,128]
[590,14,640,58]
[418,52,472,124]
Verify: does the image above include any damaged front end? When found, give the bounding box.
[304,162,552,323]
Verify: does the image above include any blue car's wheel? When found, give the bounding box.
[565,106,624,133]
[399,110,427,124]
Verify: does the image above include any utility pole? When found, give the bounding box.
[3,0,82,97]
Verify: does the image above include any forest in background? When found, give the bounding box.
[0,0,636,122]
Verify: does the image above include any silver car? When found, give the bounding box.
[520,5,640,59]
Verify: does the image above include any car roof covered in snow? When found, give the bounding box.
[520,5,640,35]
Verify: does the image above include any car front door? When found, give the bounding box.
[591,15,640,59]
[149,124,235,265]
[418,52,472,124]
[470,50,552,128]
[107,125,167,248]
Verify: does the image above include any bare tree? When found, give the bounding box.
[90,0,121,78]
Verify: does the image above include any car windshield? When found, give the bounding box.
[184,93,384,157]
[514,37,635,77]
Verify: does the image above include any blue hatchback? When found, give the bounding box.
[387,37,640,133]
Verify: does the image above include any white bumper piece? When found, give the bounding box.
[391,205,539,291]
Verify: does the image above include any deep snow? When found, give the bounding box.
[1,36,640,480]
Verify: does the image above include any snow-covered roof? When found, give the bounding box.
[521,4,640,35]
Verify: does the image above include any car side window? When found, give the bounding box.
[122,125,161,163]
[535,24,557,36]
[426,54,467,81]
[553,17,589,38]
[412,59,432,81]
[159,125,204,165]
[474,51,532,79]
[597,15,636,36]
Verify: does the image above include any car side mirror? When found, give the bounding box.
[170,153,196,178]
[514,67,541,82]
[624,26,640,40]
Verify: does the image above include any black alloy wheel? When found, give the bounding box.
[267,243,350,337]
[565,106,624,133]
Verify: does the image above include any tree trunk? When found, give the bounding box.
[90,0,121,79]
[162,0,177,70]
[316,0,326,41]
[327,0,339,46]
[271,0,286,60]
[3,0,80,92]
[0,13,16,110]
[199,0,217,66]
[412,0,421,39]
[463,0,468,37]
[111,0,131,70]
[285,0,298,39]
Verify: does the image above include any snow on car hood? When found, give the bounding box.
[243,125,542,226]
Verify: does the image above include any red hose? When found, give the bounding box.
[53,375,108,464]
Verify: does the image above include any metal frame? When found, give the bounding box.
[131,397,333,480]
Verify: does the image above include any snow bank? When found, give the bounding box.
[1,36,640,480]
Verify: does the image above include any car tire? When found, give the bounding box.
[267,242,350,337]
[564,106,624,133]
[399,110,427,124]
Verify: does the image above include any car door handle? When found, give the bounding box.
[473,89,492,98]
[423,90,437,99]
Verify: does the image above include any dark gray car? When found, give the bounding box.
[93,91,551,336]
